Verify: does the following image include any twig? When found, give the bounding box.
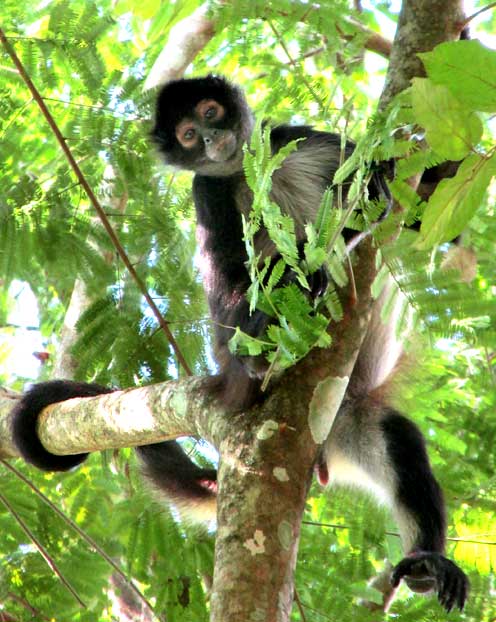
[343,17,392,58]
[0,490,86,607]
[294,587,308,622]
[267,21,325,107]
[6,593,50,621]
[462,2,496,26]
[1,460,157,619]
[0,28,192,376]
[303,519,496,545]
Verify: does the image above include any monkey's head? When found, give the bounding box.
[152,75,254,176]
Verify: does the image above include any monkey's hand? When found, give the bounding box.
[391,552,469,613]
[306,265,329,300]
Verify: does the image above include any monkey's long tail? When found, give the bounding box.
[136,442,218,521]
[12,380,218,521]
[11,380,112,471]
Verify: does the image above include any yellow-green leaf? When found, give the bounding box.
[416,153,496,249]
[411,78,483,160]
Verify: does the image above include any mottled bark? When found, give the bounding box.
[209,241,377,621]
[0,376,221,458]
[379,0,465,107]
[0,388,21,458]
[52,279,89,379]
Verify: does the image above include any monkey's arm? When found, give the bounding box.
[193,172,329,408]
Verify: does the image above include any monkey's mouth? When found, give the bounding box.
[205,132,238,162]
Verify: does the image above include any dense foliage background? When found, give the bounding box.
[0,1,495,620]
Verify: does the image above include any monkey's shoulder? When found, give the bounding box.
[269,125,354,226]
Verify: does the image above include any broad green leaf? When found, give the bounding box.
[420,40,496,112]
[417,153,496,249]
[411,78,483,160]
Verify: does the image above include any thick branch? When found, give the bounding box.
[379,0,465,107]
[144,3,218,91]
[0,388,21,459]
[0,377,222,458]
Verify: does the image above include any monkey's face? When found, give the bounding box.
[175,98,239,164]
[152,75,253,176]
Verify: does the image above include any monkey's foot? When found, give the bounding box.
[391,551,469,613]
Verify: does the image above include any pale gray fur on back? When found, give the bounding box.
[271,137,343,232]
[235,135,347,260]
[348,275,405,397]
[321,276,418,550]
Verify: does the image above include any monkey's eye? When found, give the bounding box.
[204,106,218,120]
[176,122,198,148]
[196,99,224,122]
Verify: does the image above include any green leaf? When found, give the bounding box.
[411,78,483,160]
[228,327,266,356]
[417,153,496,249]
[420,40,496,112]
[265,258,286,294]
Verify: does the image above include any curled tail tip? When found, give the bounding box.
[12,380,110,472]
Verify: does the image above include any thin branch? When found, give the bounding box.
[6,593,50,621]
[0,490,86,608]
[255,45,326,79]
[272,4,392,58]
[343,17,393,58]
[0,28,192,376]
[294,588,308,622]
[303,520,496,545]
[267,20,325,107]
[462,1,496,26]
[0,460,157,619]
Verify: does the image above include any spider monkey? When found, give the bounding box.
[11,75,468,612]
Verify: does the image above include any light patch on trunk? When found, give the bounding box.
[278,520,293,550]
[273,467,289,482]
[257,419,279,440]
[167,386,188,418]
[243,529,266,556]
[309,376,349,443]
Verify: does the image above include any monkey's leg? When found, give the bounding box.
[320,398,469,612]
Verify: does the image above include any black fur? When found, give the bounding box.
[137,441,217,506]
[381,410,446,553]
[392,553,469,612]
[381,413,468,611]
